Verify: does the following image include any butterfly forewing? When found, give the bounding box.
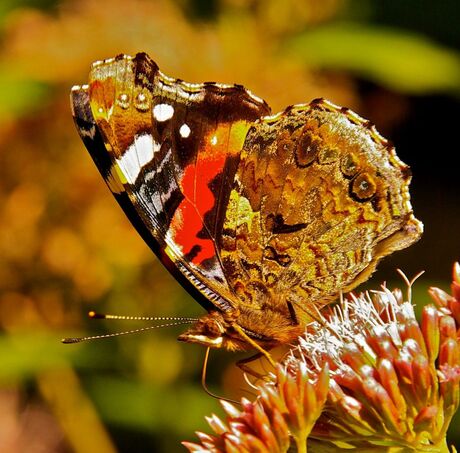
[71,53,271,313]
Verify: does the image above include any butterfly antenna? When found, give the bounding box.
[87,311,198,322]
[61,320,194,344]
[201,347,240,405]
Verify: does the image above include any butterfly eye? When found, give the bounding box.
[350,173,377,201]
[341,153,360,178]
[294,132,319,168]
[197,319,223,338]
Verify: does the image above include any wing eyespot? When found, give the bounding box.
[350,172,377,202]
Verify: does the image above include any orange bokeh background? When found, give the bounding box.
[0,1,459,451]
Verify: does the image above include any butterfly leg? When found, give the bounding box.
[232,324,277,368]
[236,352,271,381]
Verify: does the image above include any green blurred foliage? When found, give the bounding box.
[0,0,459,451]
[287,23,460,94]
[0,72,49,117]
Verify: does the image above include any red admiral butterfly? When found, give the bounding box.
[70,53,422,361]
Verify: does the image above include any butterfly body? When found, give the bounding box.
[71,53,422,352]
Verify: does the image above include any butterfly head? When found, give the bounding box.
[178,310,257,352]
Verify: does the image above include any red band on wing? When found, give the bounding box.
[170,123,248,265]
[174,161,221,264]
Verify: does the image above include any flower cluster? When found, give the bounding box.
[183,363,328,453]
[184,264,460,452]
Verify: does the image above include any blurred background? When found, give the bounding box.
[0,0,459,451]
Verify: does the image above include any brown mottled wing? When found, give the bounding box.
[71,53,271,313]
[219,100,422,325]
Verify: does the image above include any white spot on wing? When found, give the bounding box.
[210,135,218,145]
[153,103,174,122]
[179,123,191,138]
[115,133,160,184]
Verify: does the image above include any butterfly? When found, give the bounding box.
[70,52,422,362]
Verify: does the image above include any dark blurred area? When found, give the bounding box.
[0,1,459,452]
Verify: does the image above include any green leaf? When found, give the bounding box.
[286,23,460,95]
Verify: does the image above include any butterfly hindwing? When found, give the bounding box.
[219,101,422,323]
